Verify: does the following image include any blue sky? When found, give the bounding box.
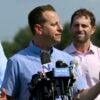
[0,0,100,42]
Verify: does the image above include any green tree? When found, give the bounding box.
[14,26,32,49]
[2,26,32,58]
[92,24,100,47]
[2,42,20,58]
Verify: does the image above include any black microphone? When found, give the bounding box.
[28,50,52,100]
[28,72,43,100]
[53,60,69,98]
[40,50,51,74]
[40,50,51,64]
[46,60,69,83]
[29,50,51,91]
[54,60,69,78]
[54,60,77,100]
[56,60,68,68]
[40,50,55,100]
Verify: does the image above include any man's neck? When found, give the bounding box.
[73,41,90,53]
[32,39,52,51]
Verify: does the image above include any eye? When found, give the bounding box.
[81,24,88,28]
[51,22,57,26]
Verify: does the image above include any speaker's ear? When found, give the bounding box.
[91,26,96,35]
[34,24,42,35]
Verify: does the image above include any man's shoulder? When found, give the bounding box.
[9,47,29,61]
[92,44,100,52]
[63,43,73,53]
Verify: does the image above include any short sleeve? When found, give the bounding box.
[2,58,20,97]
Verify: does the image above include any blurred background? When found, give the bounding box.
[0,0,100,58]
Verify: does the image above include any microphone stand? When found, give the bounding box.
[56,78,73,100]
[59,79,65,100]
[65,79,73,100]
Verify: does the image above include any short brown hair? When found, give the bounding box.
[70,8,96,27]
[28,4,56,34]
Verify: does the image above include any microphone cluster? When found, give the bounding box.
[28,50,78,100]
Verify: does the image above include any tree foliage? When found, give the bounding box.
[2,26,32,58]
[92,24,100,47]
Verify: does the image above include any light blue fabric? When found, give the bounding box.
[0,42,7,88]
[2,42,87,100]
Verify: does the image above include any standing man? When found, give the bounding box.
[64,8,100,100]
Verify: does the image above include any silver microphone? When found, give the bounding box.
[69,59,78,81]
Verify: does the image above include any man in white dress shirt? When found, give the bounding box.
[64,8,100,100]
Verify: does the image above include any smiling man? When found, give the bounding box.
[64,8,100,100]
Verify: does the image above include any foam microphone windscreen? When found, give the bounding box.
[40,50,51,64]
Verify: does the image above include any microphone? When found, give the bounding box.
[54,60,69,78]
[40,50,51,74]
[53,60,71,98]
[69,59,78,82]
[28,72,43,98]
[56,60,67,68]
[28,50,53,100]
[40,50,51,64]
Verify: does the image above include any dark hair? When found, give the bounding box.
[70,8,96,27]
[28,4,55,34]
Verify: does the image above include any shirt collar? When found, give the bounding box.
[67,43,77,54]
[68,42,96,54]
[29,41,53,56]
